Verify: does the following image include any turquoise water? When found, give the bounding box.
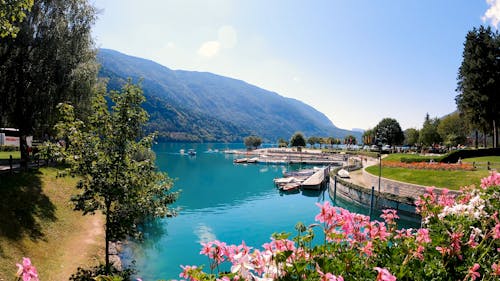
[124,143,414,280]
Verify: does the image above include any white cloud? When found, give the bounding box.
[218,25,238,49]
[194,224,217,243]
[483,0,500,28]
[198,41,221,58]
[197,25,237,58]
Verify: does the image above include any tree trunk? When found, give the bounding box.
[105,199,111,273]
[483,131,487,148]
[475,130,479,149]
[493,120,497,148]
[20,134,29,170]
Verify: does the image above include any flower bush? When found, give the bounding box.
[382,160,474,171]
[178,171,500,281]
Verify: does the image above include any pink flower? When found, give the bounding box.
[374,267,397,281]
[380,209,399,225]
[316,265,344,281]
[16,257,39,281]
[179,265,198,280]
[492,263,500,276]
[416,228,431,244]
[493,223,500,240]
[480,171,500,189]
[468,263,480,280]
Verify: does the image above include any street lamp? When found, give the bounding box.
[375,139,383,201]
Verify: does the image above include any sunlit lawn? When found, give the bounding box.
[0,151,20,159]
[365,165,489,190]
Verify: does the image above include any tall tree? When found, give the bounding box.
[437,112,469,147]
[363,129,375,145]
[456,25,500,148]
[419,113,442,147]
[290,132,306,147]
[0,0,97,166]
[404,128,420,147]
[56,82,178,273]
[373,118,404,146]
[0,0,33,37]
[344,135,357,145]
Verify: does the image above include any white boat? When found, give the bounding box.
[337,169,350,178]
[180,149,185,155]
[188,149,196,156]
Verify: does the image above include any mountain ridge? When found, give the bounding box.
[97,48,361,142]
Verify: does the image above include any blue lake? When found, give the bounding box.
[124,143,415,280]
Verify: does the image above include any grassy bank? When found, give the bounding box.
[0,167,104,280]
[365,165,489,190]
[0,151,20,159]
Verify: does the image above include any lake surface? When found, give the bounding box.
[123,143,414,280]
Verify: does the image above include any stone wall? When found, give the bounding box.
[329,177,420,221]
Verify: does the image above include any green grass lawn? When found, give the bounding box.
[0,167,103,280]
[365,165,490,190]
[383,153,439,162]
[0,151,20,159]
[462,156,500,163]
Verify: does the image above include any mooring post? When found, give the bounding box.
[369,185,375,218]
[333,175,337,202]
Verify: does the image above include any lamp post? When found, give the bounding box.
[376,139,383,205]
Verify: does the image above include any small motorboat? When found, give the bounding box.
[281,182,301,191]
[234,158,248,163]
[187,149,196,156]
[180,149,185,155]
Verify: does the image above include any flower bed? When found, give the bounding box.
[382,160,474,171]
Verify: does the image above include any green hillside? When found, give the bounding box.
[97,49,360,142]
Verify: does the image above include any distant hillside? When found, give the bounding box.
[97,49,360,142]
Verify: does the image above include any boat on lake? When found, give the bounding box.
[187,149,196,156]
[180,149,185,155]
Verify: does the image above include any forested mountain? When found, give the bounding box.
[97,49,359,142]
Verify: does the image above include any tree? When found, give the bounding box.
[56,82,178,273]
[290,132,306,147]
[456,25,500,148]
[277,138,288,148]
[363,129,375,145]
[0,0,33,37]
[344,135,357,145]
[404,128,420,146]
[437,112,469,147]
[244,135,262,150]
[373,118,404,146]
[419,113,442,147]
[0,0,97,166]
[307,136,319,148]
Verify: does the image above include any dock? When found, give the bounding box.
[274,166,330,191]
[301,167,328,190]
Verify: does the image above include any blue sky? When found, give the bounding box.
[92,0,500,131]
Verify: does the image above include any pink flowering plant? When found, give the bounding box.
[178,172,500,281]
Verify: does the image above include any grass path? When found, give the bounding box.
[0,167,104,280]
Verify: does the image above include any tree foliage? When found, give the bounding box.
[56,82,178,273]
[456,25,500,147]
[0,0,97,164]
[243,135,262,150]
[289,132,306,147]
[0,0,33,37]
[404,128,420,146]
[277,138,288,148]
[419,114,442,146]
[374,118,404,145]
[437,112,469,147]
[344,134,357,145]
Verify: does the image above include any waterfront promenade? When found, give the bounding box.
[344,157,460,202]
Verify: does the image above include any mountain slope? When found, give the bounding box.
[97,49,359,142]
